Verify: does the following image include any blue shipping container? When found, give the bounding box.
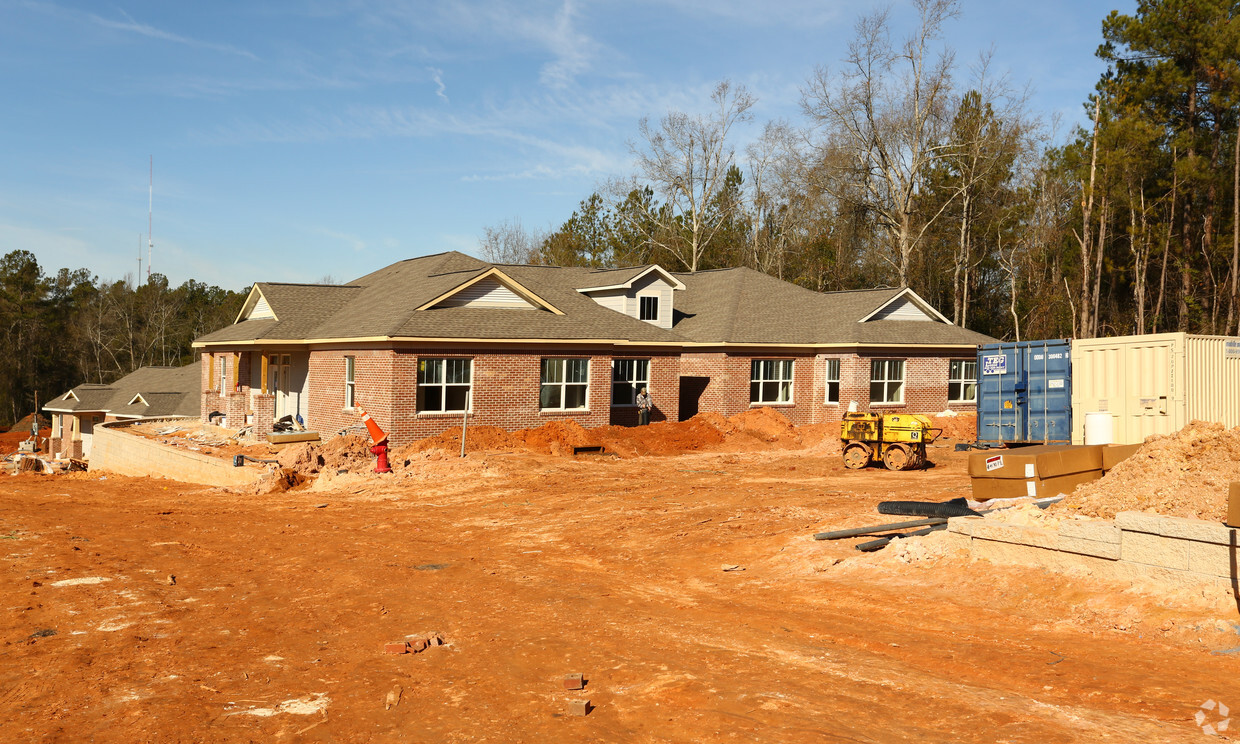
[976,340,1072,446]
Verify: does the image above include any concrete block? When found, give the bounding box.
[563,673,584,690]
[567,699,591,716]
[1059,520,1121,544]
[410,638,428,652]
[384,641,409,654]
[971,522,1058,550]
[1186,540,1240,580]
[1116,511,1237,544]
[947,516,981,535]
[1120,530,1190,571]
[1058,535,1121,560]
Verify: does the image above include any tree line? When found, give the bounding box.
[480,0,1240,343]
[0,249,244,428]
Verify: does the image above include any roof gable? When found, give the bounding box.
[576,265,686,293]
[417,267,564,315]
[859,288,950,323]
[236,285,278,323]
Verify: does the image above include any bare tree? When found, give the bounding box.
[801,0,960,288]
[477,218,542,264]
[619,80,756,272]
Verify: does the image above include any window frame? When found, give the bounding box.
[749,358,795,405]
[344,356,356,410]
[948,358,978,404]
[869,359,905,405]
[540,357,590,411]
[611,358,651,407]
[416,357,473,414]
[824,358,841,405]
[638,295,659,321]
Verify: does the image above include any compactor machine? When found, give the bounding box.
[840,412,940,470]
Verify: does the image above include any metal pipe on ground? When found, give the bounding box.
[813,517,948,541]
[854,523,948,552]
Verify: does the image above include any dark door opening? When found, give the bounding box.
[678,376,709,421]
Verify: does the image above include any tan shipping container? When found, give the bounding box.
[1071,332,1240,444]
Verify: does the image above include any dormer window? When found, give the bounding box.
[639,296,659,321]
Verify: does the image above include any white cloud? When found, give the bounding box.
[85,7,261,61]
[429,67,449,103]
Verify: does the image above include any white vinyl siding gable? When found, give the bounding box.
[433,277,537,309]
[249,295,276,319]
[867,295,937,321]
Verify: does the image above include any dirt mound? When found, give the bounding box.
[930,412,976,442]
[319,435,374,472]
[727,407,797,442]
[276,442,324,474]
[8,413,48,434]
[1062,420,1240,521]
[520,419,592,455]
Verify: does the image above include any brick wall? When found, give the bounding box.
[200,343,976,446]
[680,349,977,425]
[302,347,683,447]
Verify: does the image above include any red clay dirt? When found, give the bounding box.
[2,415,1238,742]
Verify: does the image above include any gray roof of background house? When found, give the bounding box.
[194,251,995,348]
[44,362,201,419]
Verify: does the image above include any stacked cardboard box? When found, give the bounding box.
[1102,443,1142,472]
[968,445,1104,500]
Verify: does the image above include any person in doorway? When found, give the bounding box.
[636,386,653,426]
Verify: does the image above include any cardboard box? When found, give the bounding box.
[967,445,1104,480]
[1102,443,1143,471]
[970,470,1103,501]
[1229,482,1240,528]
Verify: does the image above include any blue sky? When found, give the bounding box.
[0,0,1131,290]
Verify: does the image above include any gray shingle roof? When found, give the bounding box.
[193,251,994,348]
[44,362,201,418]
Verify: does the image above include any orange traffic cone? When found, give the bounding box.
[358,406,389,445]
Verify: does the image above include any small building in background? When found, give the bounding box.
[43,362,201,459]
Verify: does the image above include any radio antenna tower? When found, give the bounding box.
[137,234,143,282]
[147,156,154,280]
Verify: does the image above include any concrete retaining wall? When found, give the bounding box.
[945,511,1240,590]
[90,418,268,488]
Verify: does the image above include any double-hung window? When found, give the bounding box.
[750,359,794,404]
[870,359,905,404]
[611,359,650,406]
[418,358,472,412]
[949,359,978,403]
[825,358,841,404]
[344,356,356,408]
[541,358,589,410]
[639,296,659,321]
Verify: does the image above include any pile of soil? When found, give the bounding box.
[1062,420,1240,521]
[930,412,976,442]
[8,413,48,433]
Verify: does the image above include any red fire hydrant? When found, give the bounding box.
[371,442,392,474]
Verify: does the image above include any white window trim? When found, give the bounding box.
[824,358,841,406]
[611,358,651,407]
[948,358,978,404]
[540,358,590,411]
[344,356,356,411]
[870,359,905,406]
[750,358,795,406]
[417,358,473,414]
